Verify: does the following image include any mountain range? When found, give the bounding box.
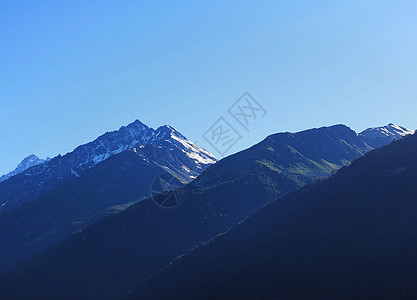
[0,122,413,299]
[130,132,417,299]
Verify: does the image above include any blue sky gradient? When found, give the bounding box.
[1,0,417,174]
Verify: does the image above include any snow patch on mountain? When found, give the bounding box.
[168,129,217,166]
[70,169,80,178]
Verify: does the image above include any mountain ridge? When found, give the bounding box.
[129,132,417,299]
[0,123,409,299]
[0,119,217,211]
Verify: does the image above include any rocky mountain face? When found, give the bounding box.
[0,124,408,299]
[0,120,216,211]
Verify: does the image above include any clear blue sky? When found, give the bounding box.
[1,0,417,174]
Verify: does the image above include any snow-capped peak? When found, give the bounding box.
[21,119,217,179]
[386,123,415,137]
[361,124,415,139]
[0,119,218,210]
[359,123,415,148]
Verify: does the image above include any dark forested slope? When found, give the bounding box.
[131,133,417,300]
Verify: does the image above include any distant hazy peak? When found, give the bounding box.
[0,154,46,183]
